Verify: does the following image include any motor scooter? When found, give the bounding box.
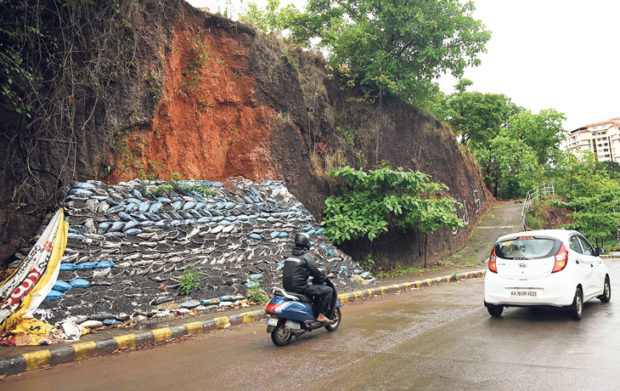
[265,277,341,346]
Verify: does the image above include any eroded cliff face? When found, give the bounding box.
[107,11,277,183]
[0,0,492,267]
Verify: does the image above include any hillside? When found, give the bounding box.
[1,0,492,268]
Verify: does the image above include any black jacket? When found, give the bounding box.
[283,247,326,292]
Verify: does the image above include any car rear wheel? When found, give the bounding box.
[598,276,611,303]
[570,287,583,320]
[486,304,503,318]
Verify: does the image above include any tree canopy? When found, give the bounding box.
[434,80,521,146]
[242,0,490,105]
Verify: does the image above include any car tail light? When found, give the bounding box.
[552,243,569,273]
[488,247,497,273]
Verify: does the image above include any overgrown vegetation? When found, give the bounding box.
[240,0,490,106]
[434,79,566,199]
[545,153,620,247]
[322,166,465,267]
[1,0,168,252]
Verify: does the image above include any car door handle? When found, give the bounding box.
[576,261,579,264]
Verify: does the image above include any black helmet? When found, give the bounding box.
[294,233,310,249]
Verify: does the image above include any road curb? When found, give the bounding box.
[0,269,486,376]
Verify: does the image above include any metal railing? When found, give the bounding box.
[521,183,555,229]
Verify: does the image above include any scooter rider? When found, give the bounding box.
[283,233,334,323]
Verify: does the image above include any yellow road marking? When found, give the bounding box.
[72,341,97,361]
[114,334,137,350]
[22,350,52,371]
[185,321,204,334]
[152,328,172,341]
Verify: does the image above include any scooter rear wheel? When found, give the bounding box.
[271,323,292,346]
[325,308,341,332]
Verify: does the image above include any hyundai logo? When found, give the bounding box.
[519,263,527,268]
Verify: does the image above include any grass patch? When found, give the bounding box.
[146,179,218,197]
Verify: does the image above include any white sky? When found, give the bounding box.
[186,0,620,131]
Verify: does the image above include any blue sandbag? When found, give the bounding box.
[248,233,262,240]
[270,231,280,239]
[124,203,138,213]
[53,280,72,292]
[45,290,65,301]
[138,201,150,212]
[327,249,334,257]
[106,205,125,214]
[96,260,115,269]
[278,232,290,238]
[123,221,140,231]
[303,225,313,232]
[73,182,96,190]
[76,262,98,270]
[183,202,196,211]
[70,279,91,288]
[60,263,76,271]
[124,228,143,236]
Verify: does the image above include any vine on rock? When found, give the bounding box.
[0,0,172,264]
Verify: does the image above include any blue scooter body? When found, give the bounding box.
[265,279,341,346]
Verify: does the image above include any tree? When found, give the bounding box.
[547,151,620,247]
[473,131,540,199]
[322,166,465,267]
[239,0,300,36]
[506,109,566,166]
[289,0,490,105]
[435,81,522,146]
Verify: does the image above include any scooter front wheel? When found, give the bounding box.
[325,308,341,332]
[271,322,292,346]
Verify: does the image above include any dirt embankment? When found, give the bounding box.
[107,11,277,183]
[1,0,492,268]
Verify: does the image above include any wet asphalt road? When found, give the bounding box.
[5,261,620,391]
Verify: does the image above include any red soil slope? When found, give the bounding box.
[107,12,276,183]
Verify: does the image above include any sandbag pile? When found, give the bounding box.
[10,179,374,327]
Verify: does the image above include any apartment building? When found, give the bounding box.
[562,118,620,162]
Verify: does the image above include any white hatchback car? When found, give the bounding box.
[484,229,611,320]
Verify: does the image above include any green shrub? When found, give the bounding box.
[179,266,203,295]
[247,288,269,304]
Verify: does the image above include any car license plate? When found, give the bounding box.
[266,317,278,326]
[510,289,538,297]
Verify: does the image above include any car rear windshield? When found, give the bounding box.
[495,237,561,260]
